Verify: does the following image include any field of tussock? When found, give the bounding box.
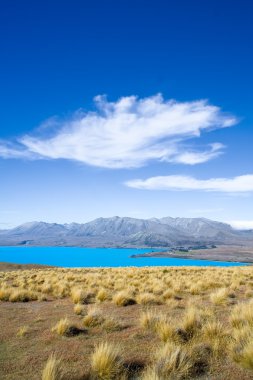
[1,265,253,379]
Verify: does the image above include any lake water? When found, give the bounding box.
[0,246,246,267]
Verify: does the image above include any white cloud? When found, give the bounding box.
[172,143,225,164]
[0,141,34,159]
[228,220,253,230]
[125,174,253,193]
[0,94,236,168]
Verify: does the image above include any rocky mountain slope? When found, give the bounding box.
[0,216,252,247]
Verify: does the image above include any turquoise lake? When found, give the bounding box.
[0,246,245,267]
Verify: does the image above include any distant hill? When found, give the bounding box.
[0,216,252,247]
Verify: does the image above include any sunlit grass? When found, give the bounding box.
[2,265,253,378]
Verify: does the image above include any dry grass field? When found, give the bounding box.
[1,265,253,379]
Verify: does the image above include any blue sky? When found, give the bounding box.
[0,0,253,228]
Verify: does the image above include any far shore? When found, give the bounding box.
[131,245,253,263]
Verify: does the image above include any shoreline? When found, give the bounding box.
[131,245,253,263]
[0,262,56,271]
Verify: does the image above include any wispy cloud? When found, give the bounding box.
[125,174,253,193]
[0,94,236,169]
[172,143,225,165]
[228,220,253,230]
[0,141,34,159]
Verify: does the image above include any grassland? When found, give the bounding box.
[1,265,253,379]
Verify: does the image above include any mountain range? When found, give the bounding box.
[0,216,253,248]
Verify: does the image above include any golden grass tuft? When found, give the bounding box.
[180,307,202,340]
[42,354,62,380]
[139,310,158,330]
[51,317,78,336]
[17,325,29,337]
[90,342,124,379]
[9,289,38,302]
[230,326,253,370]
[74,303,86,315]
[112,290,136,307]
[71,288,90,304]
[96,288,109,302]
[83,305,105,327]
[150,342,197,379]
[155,317,176,343]
[102,317,124,332]
[210,288,229,305]
[0,287,11,301]
[230,301,253,329]
[136,292,161,305]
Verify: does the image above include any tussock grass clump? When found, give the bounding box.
[83,306,105,327]
[202,320,225,339]
[210,288,230,305]
[42,354,62,380]
[0,287,38,302]
[180,307,203,340]
[140,310,159,330]
[52,317,80,337]
[74,303,86,315]
[143,342,208,380]
[71,288,93,304]
[189,283,203,295]
[155,317,176,343]
[112,290,136,307]
[230,302,253,370]
[52,318,71,336]
[103,317,124,332]
[201,321,229,356]
[0,287,11,301]
[96,288,109,302]
[17,325,29,337]
[230,301,253,328]
[230,327,253,370]
[91,342,124,379]
[162,289,175,300]
[9,289,38,302]
[236,343,253,370]
[245,290,253,298]
[141,367,161,380]
[136,292,161,305]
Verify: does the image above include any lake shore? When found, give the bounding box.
[131,245,253,263]
[0,262,55,272]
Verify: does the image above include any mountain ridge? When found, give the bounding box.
[0,216,252,248]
